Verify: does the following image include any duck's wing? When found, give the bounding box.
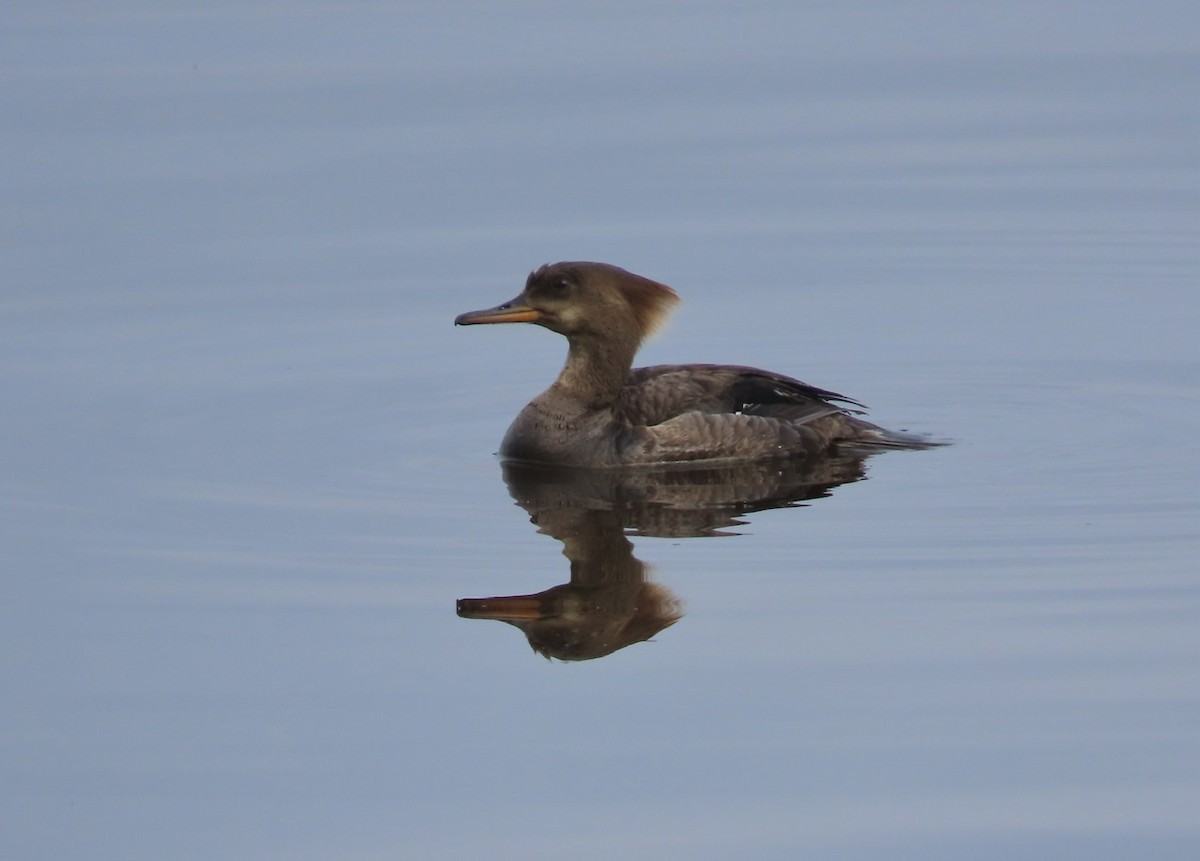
[621,363,865,427]
[625,409,847,463]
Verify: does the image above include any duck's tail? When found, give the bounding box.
[847,422,949,451]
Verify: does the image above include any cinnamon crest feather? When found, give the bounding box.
[527,261,679,341]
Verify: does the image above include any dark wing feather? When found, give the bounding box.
[620,364,865,427]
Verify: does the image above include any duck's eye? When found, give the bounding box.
[552,278,572,293]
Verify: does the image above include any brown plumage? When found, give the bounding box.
[454,261,934,466]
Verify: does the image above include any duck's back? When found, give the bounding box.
[615,364,922,464]
[619,364,858,425]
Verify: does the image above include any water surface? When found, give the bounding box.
[3,3,1198,860]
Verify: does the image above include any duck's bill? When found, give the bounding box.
[457,595,545,620]
[454,298,540,325]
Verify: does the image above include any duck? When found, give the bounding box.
[454,261,934,467]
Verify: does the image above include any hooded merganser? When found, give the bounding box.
[455,261,934,466]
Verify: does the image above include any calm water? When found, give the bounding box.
[4,3,1198,860]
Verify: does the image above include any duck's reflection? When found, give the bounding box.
[458,501,682,661]
[457,453,870,661]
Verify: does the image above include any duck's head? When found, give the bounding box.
[455,261,680,343]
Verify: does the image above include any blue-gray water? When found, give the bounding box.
[3,3,1198,860]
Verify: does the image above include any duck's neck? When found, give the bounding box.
[553,331,639,408]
